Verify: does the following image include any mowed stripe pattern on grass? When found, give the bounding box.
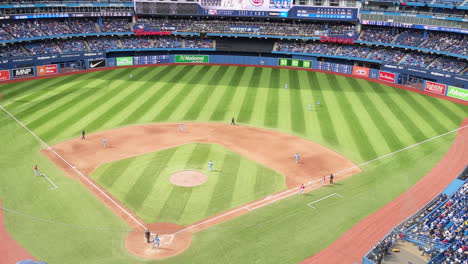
[1,65,466,162]
[0,65,467,264]
[90,143,285,226]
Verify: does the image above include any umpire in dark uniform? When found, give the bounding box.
[145,229,151,243]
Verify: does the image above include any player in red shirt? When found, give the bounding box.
[34,165,39,177]
[300,184,305,194]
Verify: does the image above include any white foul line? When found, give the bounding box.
[172,123,467,236]
[332,124,468,176]
[2,102,465,237]
[307,193,343,209]
[0,105,147,230]
[39,173,58,190]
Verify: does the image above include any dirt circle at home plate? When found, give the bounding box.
[169,170,207,187]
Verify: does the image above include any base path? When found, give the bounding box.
[0,200,37,264]
[43,123,361,259]
[44,123,360,188]
[300,118,468,264]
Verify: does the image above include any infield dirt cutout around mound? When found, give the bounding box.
[42,123,361,260]
[170,170,207,187]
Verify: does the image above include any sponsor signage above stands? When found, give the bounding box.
[447,86,468,101]
[278,58,312,68]
[88,59,106,69]
[37,64,58,76]
[175,55,209,63]
[12,67,34,79]
[424,81,446,95]
[116,57,133,66]
[0,70,10,81]
[352,66,370,77]
[319,36,354,44]
[378,70,396,83]
[132,24,172,36]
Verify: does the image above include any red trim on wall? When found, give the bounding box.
[1,63,466,105]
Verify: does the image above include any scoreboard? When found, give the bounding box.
[134,0,359,20]
[291,7,357,20]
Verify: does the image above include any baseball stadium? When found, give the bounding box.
[0,0,467,263]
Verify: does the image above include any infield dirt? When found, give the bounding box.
[42,123,361,259]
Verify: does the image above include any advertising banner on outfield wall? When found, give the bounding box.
[352,66,370,77]
[37,64,58,76]
[424,81,446,95]
[116,57,133,66]
[175,55,209,63]
[447,86,468,101]
[88,59,106,69]
[278,58,312,68]
[378,70,396,83]
[0,69,10,81]
[12,67,34,79]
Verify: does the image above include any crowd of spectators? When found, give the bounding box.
[136,18,352,37]
[420,32,468,56]
[0,36,215,55]
[24,42,60,55]
[366,181,467,264]
[338,45,371,59]
[101,19,130,33]
[359,27,394,43]
[367,48,405,63]
[1,20,46,39]
[400,52,438,68]
[185,39,214,49]
[407,182,468,263]
[152,37,183,49]
[68,18,98,34]
[87,37,120,50]
[274,40,467,74]
[120,36,153,49]
[429,57,468,74]
[1,17,466,58]
[394,29,426,47]
[0,43,29,58]
[0,18,130,41]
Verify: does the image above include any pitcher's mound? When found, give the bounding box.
[170,170,207,187]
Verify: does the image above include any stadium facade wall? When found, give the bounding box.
[1,54,467,104]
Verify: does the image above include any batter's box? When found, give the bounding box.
[161,234,174,245]
[306,193,343,209]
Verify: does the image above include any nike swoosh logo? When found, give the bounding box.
[90,62,103,68]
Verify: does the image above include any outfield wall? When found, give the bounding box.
[1,54,467,104]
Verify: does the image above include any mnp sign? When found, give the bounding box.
[116,57,133,66]
[13,67,34,79]
[447,86,468,101]
[175,55,209,63]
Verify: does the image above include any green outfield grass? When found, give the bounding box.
[90,143,285,225]
[0,65,466,264]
